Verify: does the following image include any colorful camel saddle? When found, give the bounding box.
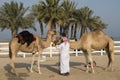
[16,31,36,46]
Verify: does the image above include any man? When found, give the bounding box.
[56,33,70,76]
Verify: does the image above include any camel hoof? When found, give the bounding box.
[86,70,89,73]
[86,70,95,74]
[105,68,110,71]
[11,70,18,76]
[105,68,114,72]
[30,70,33,73]
[91,70,95,74]
[28,67,34,73]
[15,73,19,77]
[38,71,42,74]
[39,72,42,74]
[111,68,114,72]
[29,68,33,73]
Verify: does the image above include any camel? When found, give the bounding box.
[9,29,57,76]
[54,29,114,73]
[70,29,114,73]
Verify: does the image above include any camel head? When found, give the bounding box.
[46,29,57,42]
[48,29,57,35]
[52,36,63,46]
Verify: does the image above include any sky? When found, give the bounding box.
[0,0,120,40]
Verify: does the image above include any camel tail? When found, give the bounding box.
[109,39,114,53]
[9,42,12,59]
[107,39,114,65]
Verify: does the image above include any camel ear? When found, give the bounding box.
[51,29,57,34]
[55,31,58,35]
[51,29,56,31]
[54,30,57,35]
[48,29,55,32]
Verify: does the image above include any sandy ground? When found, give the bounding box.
[0,54,120,80]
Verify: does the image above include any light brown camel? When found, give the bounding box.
[54,29,114,73]
[9,29,57,76]
[69,29,114,73]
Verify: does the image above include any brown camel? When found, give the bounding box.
[9,29,57,76]
[69,29,114,73]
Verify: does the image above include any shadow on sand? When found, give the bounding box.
[40,61,87,74]
[3,61,105,80]
[4,63,30,80]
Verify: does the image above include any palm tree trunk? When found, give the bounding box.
[80,26,86,38]
[71,25,74,38]
[11,29,17,39]
[51,19,56,30]
[39,21,44,38]
[74,24,77,39]
[64,24,69,37]
[47,18,53,30]
[60,26,63,35]
[66,27,69,37]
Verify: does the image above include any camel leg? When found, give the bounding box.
[85,50,94,73]
[110,51,114,71]
[30,53,35,72]
[87,51,94,73]
[37,51,41,74]
[83,51,90,73]
[105,49,114,71]
[10,54,18,76]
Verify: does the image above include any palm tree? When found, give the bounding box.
[87,16,107,31]
[71,23,79,39]
[31,4,45,38]
[38,0,62,30]
[60,0,77,36]
[0,1,35,38]
[78,7,93,37]
[70,9,81,39]
[73,6,107,37]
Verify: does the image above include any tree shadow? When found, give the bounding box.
[4,63,30,80]
[40,61,87,74]
[70,61,106,72]
[4,60,106,79]
[96,65,106,70]
[41,63,60,74]
[6,73,29,80]
[70,61,87,72]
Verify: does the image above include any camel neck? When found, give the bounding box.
[70,40,82,49]
[46,35,52,46]
[41,33,52,48]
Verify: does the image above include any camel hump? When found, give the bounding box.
[92,28,105,35]
[92,28,102,32]
[16,31,36,46]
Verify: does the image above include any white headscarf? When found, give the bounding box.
[62,37,68,45]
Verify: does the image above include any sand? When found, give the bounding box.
[0,54,120,80]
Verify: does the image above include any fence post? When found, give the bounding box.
[100,49,104,56]
[23,53,26,58]
[75,49,78,56]
[50,42,52,57]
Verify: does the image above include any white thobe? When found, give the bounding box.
[56,42,70,74]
